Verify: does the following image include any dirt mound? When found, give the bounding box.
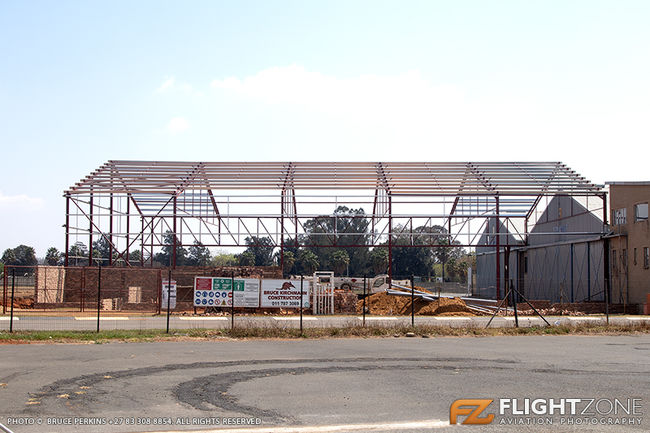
[356,292,477,316]
[1,297,34,309]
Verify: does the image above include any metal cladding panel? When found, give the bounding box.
[522,241,604,303]
[529,196,604,245]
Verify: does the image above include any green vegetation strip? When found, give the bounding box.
[1,323,649,343]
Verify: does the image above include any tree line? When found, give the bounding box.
[1,207,474,281]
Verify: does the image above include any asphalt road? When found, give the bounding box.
[1,335,649,433]
[1,314,649,331]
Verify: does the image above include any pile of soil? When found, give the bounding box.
[1,297,34,309]
[356,292,478,316]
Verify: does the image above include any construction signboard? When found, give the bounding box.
[260,279,310,308]
[193,277,260,308]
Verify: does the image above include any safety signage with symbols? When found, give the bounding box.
[193,277,259,308]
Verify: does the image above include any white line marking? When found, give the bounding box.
[432,317,471,320]
[272,317,317,321]
[0,317,18,321]
[74,317,129,321]
[626,317,650,321]
[178,317,228,321]
[357,317,398,320]
[567,317,601,321]
[146,419,449,433]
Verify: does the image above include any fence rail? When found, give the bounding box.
[0,266,626,333]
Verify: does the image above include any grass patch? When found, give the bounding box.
[0,322,648,344]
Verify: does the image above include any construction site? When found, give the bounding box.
[3,160,641,327]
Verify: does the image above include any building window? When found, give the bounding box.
[612,250,617,273]
[622,249,627,269]
[635,203,648,222]
[634,248,637,266]
[645,247,650,269]
[613,208,626,225]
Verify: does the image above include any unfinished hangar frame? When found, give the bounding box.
[64,161,608,300]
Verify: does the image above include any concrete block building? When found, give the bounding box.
[607,182,650,311]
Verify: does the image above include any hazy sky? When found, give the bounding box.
[1,1,649,256]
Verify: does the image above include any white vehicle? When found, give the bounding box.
[289,273,411,296]
[334,274,411,295]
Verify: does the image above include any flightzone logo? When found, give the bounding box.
[450,398,643,426]
[450,399,494,425]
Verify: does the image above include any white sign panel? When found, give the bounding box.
[162,279,177,309]
[193,277,260,308]
[260,279,310,308]
[240,278,261,307]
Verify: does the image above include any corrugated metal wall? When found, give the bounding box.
[476,196,608,302]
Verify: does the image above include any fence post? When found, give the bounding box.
[510,279,519,328]
[96,264,102,333]
[166,268,172,334]
[362,275,366,327]
[10,268,15,333]
[3,268,7,315]
[300,275,304,335]
[231,272,235,330]
[410,275,415,328]
[81,267,86,312]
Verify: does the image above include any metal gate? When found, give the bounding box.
[312,271,334,315]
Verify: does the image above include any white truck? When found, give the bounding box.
[289,273,411,297]
[333,274,411,296]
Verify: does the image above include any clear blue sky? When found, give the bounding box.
[1,1,649,256]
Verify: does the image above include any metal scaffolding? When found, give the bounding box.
[64,161,607,298]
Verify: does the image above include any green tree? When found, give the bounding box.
[2,245,38,271]
[280,250,296,276]
[242,236,275,266]
[45,247,62,265]
[297,249,319,275]
[212,251,237,267]
[369,248,389,275]
[391,225,438,277]
[128,249,142,265]
[2,248,17,265]
[432,238,463,267]
[237,251,255,266]
[331,250,350,275]
[68,242,88,266]
[446,253,476,283]
[390,225,465,278]
[187,241,212,266]
[153,231,188,266]
[302,206,370,275]
[92,237,113,266]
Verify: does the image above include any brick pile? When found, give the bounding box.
[334,291,358,314]
[34,266,66,303]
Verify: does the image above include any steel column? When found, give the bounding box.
[172,196,177,268]
[126,197,130,266]
[88,192,94,265]
[495,195,501,301]
[64,195,70,267]
[108,193,113,266]
[388,193,393,283]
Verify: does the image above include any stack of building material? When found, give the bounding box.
[334,291,358,314]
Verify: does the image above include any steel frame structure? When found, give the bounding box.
[64,161,607,299]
